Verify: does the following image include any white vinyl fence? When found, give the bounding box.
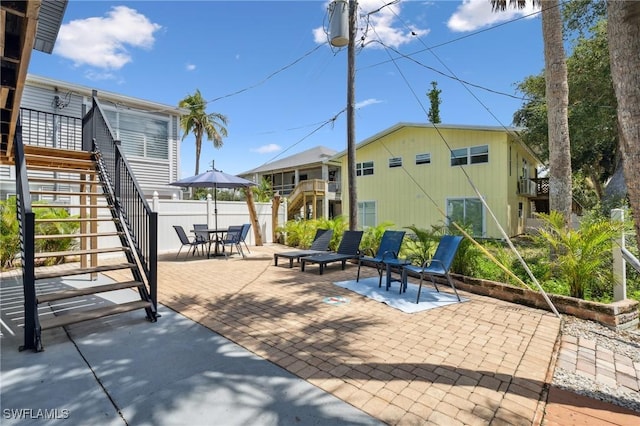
[150,193,286,254]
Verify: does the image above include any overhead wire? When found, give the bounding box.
[367,1,560,316]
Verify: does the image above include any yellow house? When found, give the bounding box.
[331,123,546,238]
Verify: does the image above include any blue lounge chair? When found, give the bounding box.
[300,230,363,275]
[221,225,245,258]
[240,223,252,254]
[173,225,203,258]
[274,229,334,267]
[401,235,463,303]
[356,230,406,287]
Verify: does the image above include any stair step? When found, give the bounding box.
[26,165,97,175]
[32,204,112,209]
[35,231,123,240]
[27,177,99,185]
[35,263,136,280]
[39,300,151,330]
[24,146,94,160]
[37,281,144,303]
[25,154,95,169]
[34,246,129,259]
[30,190,105,197]
[36,217,118,223]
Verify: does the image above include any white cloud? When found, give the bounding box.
[252,144,281,154]
[186,63,196,71]
[84,70,117,81]
[55,6,161,69]
[313,0,429,49]
[448,0,540,32]
[356,98,382,109]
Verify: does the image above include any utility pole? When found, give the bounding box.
[347,0,358,231]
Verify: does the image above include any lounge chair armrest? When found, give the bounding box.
[381,250,398,260]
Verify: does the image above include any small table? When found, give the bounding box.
[192,228,227,258]
[381,258,411,293]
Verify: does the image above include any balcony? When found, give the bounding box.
[518,177,549,198]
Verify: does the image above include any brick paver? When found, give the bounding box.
[103,245,639,425]
[104,245,560,424]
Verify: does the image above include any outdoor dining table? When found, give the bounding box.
[192,228,227,258]
[380,258,411,293]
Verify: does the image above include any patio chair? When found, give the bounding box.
[356,230,406,287]
[300,230,363,275]
[239,223,252,254]
[193,223,214,256]
[173,225,203,259]
[221,225,245,259]
[273,229,334,268]
[401,235,463,303]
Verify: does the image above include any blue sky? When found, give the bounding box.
[28,0,544,177]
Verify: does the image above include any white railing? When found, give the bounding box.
[517,178,537,197]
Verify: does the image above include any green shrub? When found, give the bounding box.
[0,198,80,269]
[0,197,20,269]
[401,225,441,266]
[33,203,80,265]
[360,221,395,256]
[532,211,622,299]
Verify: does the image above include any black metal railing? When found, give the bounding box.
[83,94,157,315]
[20,108,83,150]
[14,118,40,351]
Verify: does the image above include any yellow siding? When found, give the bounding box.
[339,125,541,238]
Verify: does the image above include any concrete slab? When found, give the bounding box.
[1,274,381,426]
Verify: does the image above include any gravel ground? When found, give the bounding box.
[552,316,640,413]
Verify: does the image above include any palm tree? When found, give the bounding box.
[493,0,573,228]
[607,1,640,248]
[179,90,228,175]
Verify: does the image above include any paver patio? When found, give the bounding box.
[104,244,561,425]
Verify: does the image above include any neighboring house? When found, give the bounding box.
[239,145,342,220]
[0,74,184,200]
[331,123,549,238]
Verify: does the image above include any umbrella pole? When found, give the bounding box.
[214,184,218,230]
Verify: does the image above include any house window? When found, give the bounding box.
[450,145,489,166]
[415,153,431,165]
[388,157,402,168]
[357,201,376,227]
[470,145,489,164]
[446,197,484,237]
[104,109,169,160]
[356,161,374,176]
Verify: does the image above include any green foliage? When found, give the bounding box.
[447,223,481,277]
[360,221,395,256]
[316,216,348,251]
[178,89,228,175]
[532,211,622,299]
[426,81,442,124]
[402,225,441,266]
[33,203,80,266]
[252,178,273,202]
[514,17,617,203]
[0,197,20,269]
[276,217,348,251]
[0,198,80,268]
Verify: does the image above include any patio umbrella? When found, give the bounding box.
[170,170,256,229]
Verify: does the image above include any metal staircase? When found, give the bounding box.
[15,95,158,352]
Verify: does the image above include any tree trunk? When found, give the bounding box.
[542,0,572,228]
[607,0,640,248]
[195,133,202,175]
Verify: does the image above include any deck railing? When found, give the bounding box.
[83,93,157,314]
[19,108,82,150]
[14,118,39,351]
